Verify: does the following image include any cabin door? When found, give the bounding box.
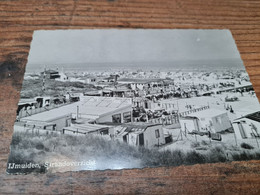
[238,123,247,138]
[65,119,71,127]
[194,119,200,131]
[145,101,148,109]
[37,98,43,107]
[139,133,144,146]
[123,135,127,143]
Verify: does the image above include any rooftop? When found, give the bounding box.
[113,122,162,136]
[118,78,165,84]
[19,99,37,105]
[63,123,109,133]
[246,112,260,122]
[235,111,260,123]
[21,96,132,122]
[122,122,161,132]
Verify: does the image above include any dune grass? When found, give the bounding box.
[7,131,260,174]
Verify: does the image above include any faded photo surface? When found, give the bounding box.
[7,29,260,174]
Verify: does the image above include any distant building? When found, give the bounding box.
[102,84,133,97]
[233,111,260,139]
[117,78,173,92]
[55,72,69,82]
[41,69,69,81]
[41,69,60,79]
[102,74,119,83]
[85,76,97,84]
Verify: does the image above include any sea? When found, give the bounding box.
[25,59,246,74]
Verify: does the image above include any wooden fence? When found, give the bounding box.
[179,105,210,117]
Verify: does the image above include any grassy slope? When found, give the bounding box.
[7,131,260,174]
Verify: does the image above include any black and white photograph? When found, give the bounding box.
[7,29,260,174]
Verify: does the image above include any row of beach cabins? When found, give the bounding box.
[15,92,260,149]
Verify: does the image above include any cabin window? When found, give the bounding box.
[155,129,160,138]
[216,117,222,124]
[123,112,131,123]
[112,114,121,123]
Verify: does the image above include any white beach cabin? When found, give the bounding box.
[232,111,260,139]
[180,108,232,133]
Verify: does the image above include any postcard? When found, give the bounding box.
[7,29,260,174]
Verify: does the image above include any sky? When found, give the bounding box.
[27,29,243,68]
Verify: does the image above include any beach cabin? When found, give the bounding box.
[180,109,232,133]
[179,116,200,133]
[117,78,166,92]
[102,85,133,97]
[20,111,72,131]
[20,96,133,132]
[17,99,38,116]
[76,96,133,124]
[13,121,58,136]
[233,111,260,139]
[114,123,165,148]
[35,96,51,107]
